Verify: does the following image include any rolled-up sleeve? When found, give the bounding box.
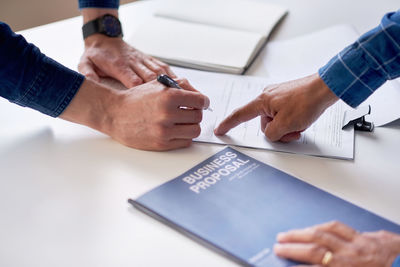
[393,255,400,267]
[78,0,119,9]
[319,10,400,107]
[0,22,84,117]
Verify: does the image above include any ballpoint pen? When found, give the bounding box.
[157,74,213,112]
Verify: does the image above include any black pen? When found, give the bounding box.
[157,74,213,111]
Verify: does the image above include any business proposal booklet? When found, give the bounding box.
[129,147,400,266]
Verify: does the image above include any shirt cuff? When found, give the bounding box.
[318,11,400,108]
[16,56,85,117]
[318,45,386,108]
[78,0,119,9]
[393,255,400,267]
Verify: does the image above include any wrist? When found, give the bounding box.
[81,8,118,23]
[313,73,339,108]
[81,9,122,44]
[59,78,118,134]
[84,33,120,48]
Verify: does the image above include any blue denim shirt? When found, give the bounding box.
[0,0,119,117]
[319,10,400,107]
[0,22,84,117]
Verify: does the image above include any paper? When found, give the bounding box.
[127,0,287,74]
[155,0,287,35]
[364,80,400,126]
[130,17,263,72]
[173,67,354,159]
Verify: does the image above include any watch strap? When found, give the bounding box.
[82,19,99,39]
[82,14,122,39]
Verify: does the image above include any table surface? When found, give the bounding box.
[1,1,399,266]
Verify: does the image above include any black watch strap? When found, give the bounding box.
[82,20,98,39]
[82,14,123,39]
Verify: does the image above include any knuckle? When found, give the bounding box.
[152,66,164,74]
[130,77,143,87]
[182,140,192,148]
[328,220,341,230]
[311,229,324,241]
[194,110,203,123]
[193,124,201,138]
[161,90,176,102]
[157,61,168,68]
[145,72,157,81]
[376,230,390,238]
[113,57,126,67]
[229,108,242,123]
[157,110,172,124]
[128,53,138,60]
[309,244,324,256]
[153,125,168,139]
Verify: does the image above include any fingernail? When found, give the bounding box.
[204,97,210,109]
[276,232,285,241]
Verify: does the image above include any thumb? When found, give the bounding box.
[214,98,262,135]
[78,60,100,82]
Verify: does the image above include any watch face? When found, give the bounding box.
[102,15,122,37]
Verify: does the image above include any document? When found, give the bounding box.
[173,67,354,159]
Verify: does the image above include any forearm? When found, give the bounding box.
[0,22,84,117]
[319,10,400,108]
[81,8,118,23]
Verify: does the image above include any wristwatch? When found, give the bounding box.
[82,14,123,39]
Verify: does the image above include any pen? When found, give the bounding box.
[157,74,213,111]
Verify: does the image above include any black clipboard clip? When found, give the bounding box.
[342,105,374,132]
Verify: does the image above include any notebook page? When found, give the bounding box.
[173,67,354,159]
[130,17,263,70]
[155,0,287,35]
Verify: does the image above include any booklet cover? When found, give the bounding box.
[129,147,400,266]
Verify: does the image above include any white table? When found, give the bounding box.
[1,1,399,266]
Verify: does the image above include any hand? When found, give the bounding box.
[274,221,400,267]
[78,8,175,88]
[60,78,210,151]
[214,74,338,142]
[79,35,176,88]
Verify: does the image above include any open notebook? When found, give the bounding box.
[128,0,287,74]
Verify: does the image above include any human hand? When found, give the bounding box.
[274,221,400,267]
[214,74,338,142]
[78,35,175,88]
[60,78,209,151]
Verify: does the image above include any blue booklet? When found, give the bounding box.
[129,147,400,266]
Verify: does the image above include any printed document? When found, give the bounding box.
[173,67,354,159]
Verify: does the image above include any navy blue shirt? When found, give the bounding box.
[0,0,119,117]
[78,0,119,9]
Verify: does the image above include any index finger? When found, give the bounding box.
[214,98,263,135]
